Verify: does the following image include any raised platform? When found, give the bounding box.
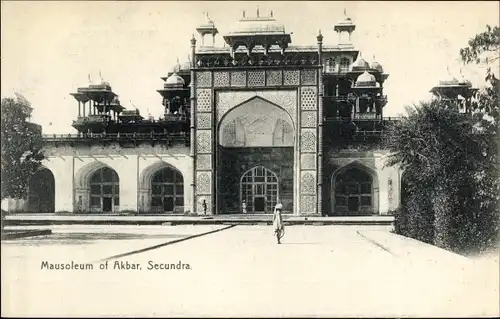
[3,214,394,226]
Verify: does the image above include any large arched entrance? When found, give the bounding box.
[332,165,377,215]
[240,166,279,213]
[89,167,119,213]
[217,96,295,214]
[151,167,184,213]
[27,168,55,212]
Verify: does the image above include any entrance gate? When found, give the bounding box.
[240,166,279,213]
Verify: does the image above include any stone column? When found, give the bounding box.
[317,31,324,216]
[190,34,197,214]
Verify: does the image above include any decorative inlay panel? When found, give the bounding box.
[301,154,316,170]
[214,71,230,87]
[300,86,317,110]
[196,172,212,194]
[216,90,297,124]
[248,71,265,86]
[301,129,316,152]
[283,70,300,86]
[266,70,282,86]
[301,172,316,194]
[197,113,212,129]
[301,111,317,128]
[300,69,317,85]
[231,71,246,87]
[300,195,316,213]
[196,154,212,170]
[196,195,211,213]
[196,71,212,88]
[196,130,212,153]
[196,89,212,112]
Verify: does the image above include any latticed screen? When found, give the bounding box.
[151,167,184,212]
[90,167,120,212]
[334,168,372,213]
[240,166,279,213]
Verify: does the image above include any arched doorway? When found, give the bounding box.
[27,168,55,212]
[89,167,119,213]
[151,167,184,213]
[333,167,374,215]
[240,166,279,214]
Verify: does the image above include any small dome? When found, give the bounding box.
[198,13,216,29]
[335,9,355,26]
[369,55,384,73]
[355,71,377,87]
[350,53,369,72]
[165,72,185,86]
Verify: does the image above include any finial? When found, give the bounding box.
[257,7,260,17]
[270,10,273,17]
[99,71,103,82]
[242,10,246,18]
[344,8,347,17]
[88,73,92,84]
[190,34,196,45]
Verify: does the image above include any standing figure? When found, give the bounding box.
[272,203,285,244]
[202,199,207,215]
[242,200,247,214]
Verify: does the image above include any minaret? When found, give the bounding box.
[196,12,218,46]
[334,9,356,45]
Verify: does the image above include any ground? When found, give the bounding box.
[2,225,499,317]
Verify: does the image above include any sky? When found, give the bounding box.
[1,1,499,134]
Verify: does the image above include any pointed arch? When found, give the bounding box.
[218,96,295,148]
[139,161,185,213]
[331,161,379,215]
[27,166,55,213]
[240,165,279,214]
[74,161,120,213]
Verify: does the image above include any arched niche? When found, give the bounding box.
[331,161,379,215]
[219,96,294,148]
[27,167,55,213]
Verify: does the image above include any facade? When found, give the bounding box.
[6,10,408,216]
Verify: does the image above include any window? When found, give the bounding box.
[334,167,373,214]
[240,166,279,213]
[89,167,119,212]
[150,167,184,213]
[339,58,350,73]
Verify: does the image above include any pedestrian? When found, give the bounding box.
[202,199,207,215]
[242,200,247,214]
[272,202,285,244]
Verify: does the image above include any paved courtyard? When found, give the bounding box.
[2,225,498,317]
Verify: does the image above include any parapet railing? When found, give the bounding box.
[325,116,403,122]
[42,132,189,142]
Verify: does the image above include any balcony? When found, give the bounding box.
[42,132,190,146]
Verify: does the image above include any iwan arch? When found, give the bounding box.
[4,10,404,215]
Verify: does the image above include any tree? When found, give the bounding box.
[387,25,500,253]
[1,94,45,201]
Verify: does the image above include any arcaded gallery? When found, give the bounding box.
[8,10,408,216]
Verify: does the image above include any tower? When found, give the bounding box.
[334,9,356,46]
[196,12,219,46]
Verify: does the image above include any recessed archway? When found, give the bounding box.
[27,167,55,213]
[331,161,379,215]
[240,166,279,214]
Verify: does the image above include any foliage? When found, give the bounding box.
[387,25,500,253]
[1,94,45,200]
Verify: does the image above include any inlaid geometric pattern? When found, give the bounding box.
[196,72,212,88]
[214,72,230,87]
[301,129,316,152]
[301,172,316,194]
[301,111,317,128]
[231,71,246,87]
[196,154,212,170]
[300,69,317,85]
[301,154,316,170]
[196,130,212,153]
[300,86,317,110]
[247,71,265,86]
[196,195,211,214]
[266,70,282,86]
[216,90,297,125]
[196,89,212,112]
[197,113,212,129]
[196,172,212,194]
[283,70,300,86]
[300,195,316,213]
